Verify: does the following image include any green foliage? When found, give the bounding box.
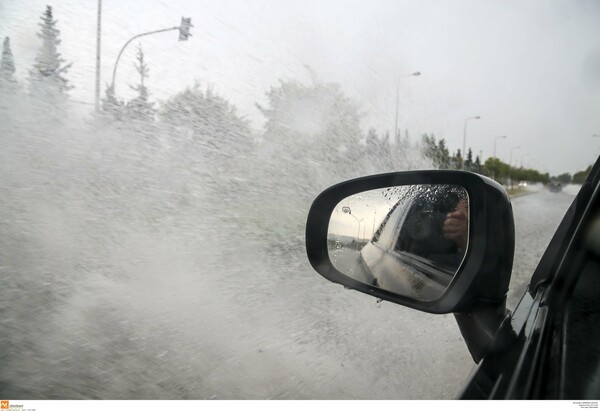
[464,148,473,171]
[554,172,572,185]
[256,78,375,180]
[453,149,463,170]
[126,46,155,122]
[421,133,551,185]
[0,37,17,86]
[101,85,125,120]
[481,157,549,184]
[474,155,481,173]
[482,157,511,181]
[258,79,362,160]
[573,165,592,184]
[28,6,72,105]
[160,83,252,159]
[421,134,450,169]
[513,167,550,184]
[0,36,21,109]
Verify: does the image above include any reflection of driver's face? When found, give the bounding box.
[442,197,468,252]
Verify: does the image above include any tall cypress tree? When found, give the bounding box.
[126,45,155,121]
[102,84,125,120]
[474,155,482,172]
[437,138,450,169]
[29,6,72,104]
[465,148,474,171]
[0,37,17,86]
[0,36,20,113]
[454,149,463,170]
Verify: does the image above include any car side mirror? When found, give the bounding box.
[305,170,515,314]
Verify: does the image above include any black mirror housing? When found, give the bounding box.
[305,170,515,314]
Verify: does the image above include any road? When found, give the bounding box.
[508,183,580,309]
[0,183,580,400]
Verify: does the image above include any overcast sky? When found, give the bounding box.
[1,0,599,175]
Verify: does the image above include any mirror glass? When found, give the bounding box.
[328,184,469,301]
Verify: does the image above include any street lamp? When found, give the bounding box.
[342,207,361,249]
[94,0,102,112]
[394,71,421,141]
[509,146,521,189]
[109,17,192,96]
[365,203,377,238]
[361,219,366,242]
[462,116,481,169]
[509,146,520,167]
[521,153,529,168]
[493,135,506,159]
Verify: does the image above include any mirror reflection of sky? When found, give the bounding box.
[329,186,411,240]
[329,184,470,241]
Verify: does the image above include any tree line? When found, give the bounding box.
[421,133,593,185]
[0,6,428,177]
[1,5,592,189]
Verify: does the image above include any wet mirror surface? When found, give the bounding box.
[328,185,469,300]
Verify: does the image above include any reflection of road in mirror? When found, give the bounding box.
[327,184,469,301]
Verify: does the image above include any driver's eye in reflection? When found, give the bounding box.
[442,198,469,252]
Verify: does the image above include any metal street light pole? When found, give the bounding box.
[462,116,481,169]
[509,146,520,189]
[394,71,420,141]
[342,207,361,249]
[109,18,192,96]
[509,146,520,168]
[365,204,377,238]
[361,219,366,242]
[593,134,600,159]
[493,135,506,159]
[94,0,102,112]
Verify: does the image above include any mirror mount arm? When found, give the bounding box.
[453,300,513,363]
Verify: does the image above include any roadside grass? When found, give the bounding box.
[507,186,526,198]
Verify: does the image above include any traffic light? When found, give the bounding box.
[179,17,192,41]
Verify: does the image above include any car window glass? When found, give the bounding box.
[374,201,405,248]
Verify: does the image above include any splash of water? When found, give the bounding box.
[0,84,472,400]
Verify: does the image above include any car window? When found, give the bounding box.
[373,200,405,249]
[0,0,597,401]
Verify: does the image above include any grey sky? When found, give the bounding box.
[1,0,599,175]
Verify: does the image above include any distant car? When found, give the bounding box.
[306,159,600,399]
[548,181,563,192]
